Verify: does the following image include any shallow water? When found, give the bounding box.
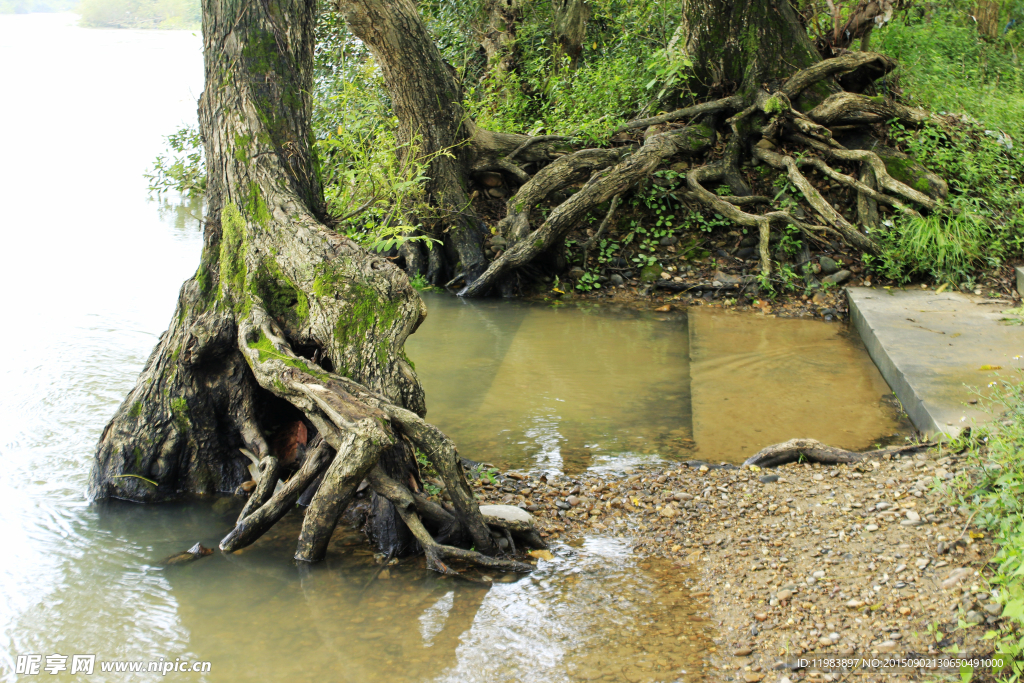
[409,294,909,472]
[0,13,907,683]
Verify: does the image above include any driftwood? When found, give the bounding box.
[743,438,936,469]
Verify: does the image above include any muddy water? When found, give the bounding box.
[0,12,908,683]
[409,294,910,472]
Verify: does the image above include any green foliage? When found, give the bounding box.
[409,272,433,291]
[414,448,438,479]
[866,117,1024,284]
[466,51,661,141]
[146,125,205,198]
[950,366,1024,679]
[776,223,803,258]
[876,7,1024,140]
[459,0,691,140]
[78,0,199,28]
[316,120,444,252]
[867,211,991,285]
[574,270,602,292]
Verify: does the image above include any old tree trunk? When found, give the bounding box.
[90,0,540,573]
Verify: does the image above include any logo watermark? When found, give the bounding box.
[15,655,211,676]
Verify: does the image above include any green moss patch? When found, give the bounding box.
[248,331,330,382]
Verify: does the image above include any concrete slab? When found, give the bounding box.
[1016,266,1024,298]
[848,287,1022,438]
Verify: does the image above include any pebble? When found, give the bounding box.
[822,269,852,285]
[819,256,840,275]
[733,647,753,657]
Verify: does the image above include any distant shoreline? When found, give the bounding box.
[0,5,199,30]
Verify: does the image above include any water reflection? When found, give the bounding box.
[407,296,694,474]
[153,194,205,235]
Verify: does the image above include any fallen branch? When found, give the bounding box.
[744,438,937,469]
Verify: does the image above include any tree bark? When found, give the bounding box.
[338,0,490,285]
[478,0,522,78]
[552,0,589,70]
[681,0,825,104]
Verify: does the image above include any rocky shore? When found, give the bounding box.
[467,446,999,682]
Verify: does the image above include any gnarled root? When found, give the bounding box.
[458,50,949,294]
[744,438,936,469]
[221,437,333,552]
[369,467,534,575]
[462,123,716,297]
[482,516,548,550]
[236,455,281,522]
[218,302,526,572]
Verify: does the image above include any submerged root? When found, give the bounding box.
[369,467,534,575]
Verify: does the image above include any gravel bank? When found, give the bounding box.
[469,446,999,682]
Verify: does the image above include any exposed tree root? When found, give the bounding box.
[780,51,895,99]
[497,149,624,242]
[462,124,716,296]
[221,438,333,552]
[369,467,534,575]
[790,133,941,210]
[808,91,930,127]
[456,49,948,296]
[685,162,843,275]
[753,147,877,253]
[744,438,937,469]
[237,455,282,521]
[211,304,540,572]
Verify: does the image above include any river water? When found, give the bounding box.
[0,13,909,683]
